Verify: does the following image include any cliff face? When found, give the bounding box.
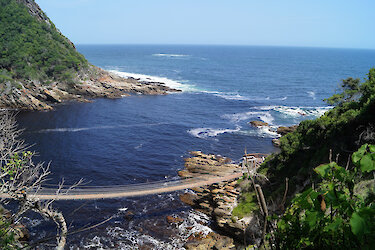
[0,0,178,110]
[16,0,51,25]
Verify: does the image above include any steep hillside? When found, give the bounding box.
[0,0,88,84]
[0,0,177,110]
[262,69,375,198]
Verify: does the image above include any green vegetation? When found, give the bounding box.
[0,0,88,86]
[235,69,375,248]
[0,217,15,250]
[232,192,258,219]
[262,68,375,199]
[272,144,375,249]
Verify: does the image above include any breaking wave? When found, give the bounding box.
[109,70,197,92]
[152,53,189,58]
[253,105,332,118]
[307,91,316,100]
[188,127,241,139]
[37,123,170,133]
[202,91,287,102]
[238,127,280,138]
[222,111,274,125]
[81,210,212,249]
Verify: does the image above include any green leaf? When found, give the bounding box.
[350,212,367,236]
[314,164,331,178]
[360,154,375,173]
[306,211,318,228]
[353,144,368,166]
[369,145,375,153]
[325,218,343,232]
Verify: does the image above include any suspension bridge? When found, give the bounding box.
[3,154,266,201]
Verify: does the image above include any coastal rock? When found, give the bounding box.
[179,193,198,206]
[184,231,235,250]
[12,224,30,242]
[43,89,62,103]
[249,120,269,127]
[0,67,179,111]
[166,215,184,224]
[272,138,281,147]
[124,211,134,220]
[179,152,263,246]
[178,170,194,178]
[277,125,298,136]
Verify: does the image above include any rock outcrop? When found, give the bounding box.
[0,1,181,111]
[0,67,180,111]
[272,138,281,147]
[184,231,235,250]
[276,125,298,136]
[249,120,269,127]
[178,152,260,247]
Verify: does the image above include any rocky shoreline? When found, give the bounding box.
[176,151,265,249]
[0,66,180,111]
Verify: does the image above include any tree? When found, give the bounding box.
[0,111,70,249]
[325,77,361,106]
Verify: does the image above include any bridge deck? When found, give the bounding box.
[22,172,243,200]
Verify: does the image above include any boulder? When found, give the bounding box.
[272,138,281,147]
[214,208,231,217]
[277,125,298,136]
[249,120,269,127]
[124,211,134,220]
[178,170,193,178]
[43,89,61,103]
[166,215,184,224]
[13,224,30,241]
[179,193,198,206]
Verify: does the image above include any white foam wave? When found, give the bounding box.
[238,126,280,138]
[188,127,240,139]
[208,91,250,101]
[37,122,169,133]
[253,105,332,118]
[81,209,212,249]
[204,91,287,102]
[307,91,316,100]
[222,111,274,125]
[152,53,189,58]
[109,70,196,92]
[274,106,331,117]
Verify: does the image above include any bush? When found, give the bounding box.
[0,0,88,85]
[273,144,375,249]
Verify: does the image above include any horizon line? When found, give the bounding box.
[74,43,375,51]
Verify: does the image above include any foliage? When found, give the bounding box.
[273,144,375,249]
[325,77,361,106]
[0,218,16,250]
[0,0,88,85]
[0,111,69,248]
[261,69,375,199]
[232,192,258,219]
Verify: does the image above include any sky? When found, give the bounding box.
[36,0,375,49]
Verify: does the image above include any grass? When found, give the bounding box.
[232,192,258,219]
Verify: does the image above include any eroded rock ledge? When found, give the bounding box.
[0,67,180,111]
[178,151,260,249]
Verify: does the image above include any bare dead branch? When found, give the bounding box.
[0,111,78,249]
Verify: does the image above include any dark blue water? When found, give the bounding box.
[15,45,375,248]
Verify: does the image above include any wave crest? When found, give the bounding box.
[188,127,240,139]
[152,53,189,58]
[109,70,197,92]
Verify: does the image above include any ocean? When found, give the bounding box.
[16,45,375,248]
